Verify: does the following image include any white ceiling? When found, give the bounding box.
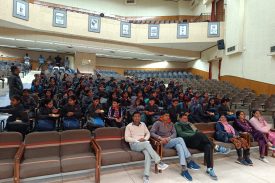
[0,19,214,62]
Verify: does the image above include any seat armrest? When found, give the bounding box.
[270,129,275,132]
[91,139,101,183]
[150,137,162,158]
[14,144,25,183]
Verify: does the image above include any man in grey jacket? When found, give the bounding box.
[150,111,200,181]
[8,66,23,99]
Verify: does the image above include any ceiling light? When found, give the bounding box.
[36,40,53,44]
[0,36,15,40]
[43,48,57,51]
[27,47,41,50]
[53,42,70,46]
[16,39,35,42]
[74,45,88,48]
[0,45,16,48]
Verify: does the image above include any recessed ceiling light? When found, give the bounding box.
[43,48,57,51]
[16,39,35,42]
[36,40,53,45]
[0,36,15,40]
[27,47,41,50]
[0,45,16,48]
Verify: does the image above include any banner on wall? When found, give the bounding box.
[53,9,67,28]
[148,24,160,39]
[120,22,131,38]
[12,0,29,21]
[88,16,101,33]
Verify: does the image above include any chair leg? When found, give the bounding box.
[154,164,158,174]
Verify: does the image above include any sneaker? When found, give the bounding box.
[244,158,253,166]
[235,158,249,166]
[268,146,275,151]
[157,162,169,171]
[187,160,201,170]
[216,145,231,155]
[259,157,269,163]
[181,170,193,181]
[206,168,218,180]
[143,175,149,183]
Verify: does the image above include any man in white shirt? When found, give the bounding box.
[125,111,168,183]
[23,53,31,69]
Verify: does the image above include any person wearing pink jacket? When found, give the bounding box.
[249,110,275,161]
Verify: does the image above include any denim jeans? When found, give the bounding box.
[130,141,161,176]
[63,118,80,130]
[37,119,55,131]
[164,137,191,166]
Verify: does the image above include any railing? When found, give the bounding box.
[32,0,224,24]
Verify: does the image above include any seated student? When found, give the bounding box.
[62,95,82,130]
[0,95,28,133]
[37,99,59,131]
[125,112,168,183]
[144,97,160,126]
[120,91,131,108]
[22,89,37,116]
[40,89,58,107]
[189,100,210,123]
[249,110,275,161]
[86,96,105,129]
[175,113,231,180]
[81,89,93,111]
[30,79,43,97]
[150,111,200,181]
[107,100,124,128]
[205,98,220,122]
[168,98,188,123]
[218,98,236,121]
[215,115,252,165]
[234,111,271,163]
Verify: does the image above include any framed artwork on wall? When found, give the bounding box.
[148,24,160,39]
[88,16,101,33]
[120,22,131,38]
[177,23,189,38]
[208,22,220,37]
[12,0,29,21]
[53,9,67,28]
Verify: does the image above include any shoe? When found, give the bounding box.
[143,175,149,183]
[259,157,269,163]
[244,158,253,166]
[235,158,249,166]
[181,170,193,181]
[216,145,231,154]
[268,145,275,150]
[187,160,200,170]
[206,168,218,180]
[157,162,169,171]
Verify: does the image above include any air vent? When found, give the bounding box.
[270,46,275,53]
[227,46,236,52]
[125,0,136,5]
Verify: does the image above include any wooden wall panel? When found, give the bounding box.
[221,75,275,95]
[186,68,209,80]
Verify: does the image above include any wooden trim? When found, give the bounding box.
[220,75,275,95]
[14,144,24,183]
[91,139,101,183]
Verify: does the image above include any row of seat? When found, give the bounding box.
[95,69,124,78]
[1,122,265,183]
[125,70,200,79]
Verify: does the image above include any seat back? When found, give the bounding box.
[120,127,130,149]
[24,131,60,159]
[94,127,123,150]
[60,129,92,156]
[0,132,22,159]
[195,122,216,138]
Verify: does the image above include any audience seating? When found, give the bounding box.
[0,132,23,182]
[94,127,158,183]
[13,130,98,183]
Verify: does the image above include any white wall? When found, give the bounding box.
[201,0,275,85]
[42,0,210,16]
[186,59,209,72]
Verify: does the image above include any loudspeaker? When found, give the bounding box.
[217,39,225,50]
[100,13,105,17]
